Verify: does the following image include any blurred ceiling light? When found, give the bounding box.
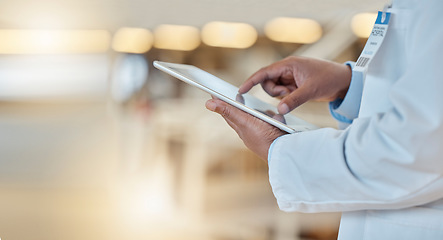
[112,27,154,54]
[154,24,200,51]
[265,17,322,44]
[351,13,378,38]
[201,21,257,49]
[0,30,110,54]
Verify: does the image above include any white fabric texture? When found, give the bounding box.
[267,0,443,239]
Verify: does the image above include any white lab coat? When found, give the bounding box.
[267,0,443,239]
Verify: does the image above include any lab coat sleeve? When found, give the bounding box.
[329,61,364,129]
[268,2,443,213]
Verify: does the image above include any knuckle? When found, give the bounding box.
[287,94,306,108]
[219,105,231,118]
[287,97,300,107]
[263,87,279,97]
[258,66,268,72]
[284,56,296,62]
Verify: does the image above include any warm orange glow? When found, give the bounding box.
[0,29,111,54]
[201,21,257,49]
[154,24,200,51]
[112,27,154,54]
[265,17,322,44]
[351,13,378,38]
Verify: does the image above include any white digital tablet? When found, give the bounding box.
[153,61,318,133]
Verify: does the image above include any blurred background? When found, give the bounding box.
[0,0,385,239]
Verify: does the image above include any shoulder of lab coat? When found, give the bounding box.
[268,0,443,213]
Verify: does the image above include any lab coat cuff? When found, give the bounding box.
[268,134,287,165]
[329,61,363,123]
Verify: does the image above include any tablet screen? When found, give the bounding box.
[170,65,286,123]
[154,61,317,133]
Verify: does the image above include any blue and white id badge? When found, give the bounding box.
[354,10,391,73]
[331,9,391,121]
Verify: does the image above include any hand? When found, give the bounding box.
[238,56,352,114]
[206,97,286,161]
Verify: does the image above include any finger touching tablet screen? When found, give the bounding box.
[153,61,318,133]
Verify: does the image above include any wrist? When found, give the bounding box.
[336,63,352,100]
[263,128,286,160]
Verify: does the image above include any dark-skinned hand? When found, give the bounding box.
[206,97,286,161]
[206,56,352,160]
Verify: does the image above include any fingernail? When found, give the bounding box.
[278,103,289,115]
[206,100,216,111]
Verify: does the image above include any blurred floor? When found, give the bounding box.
[0,97,340,240]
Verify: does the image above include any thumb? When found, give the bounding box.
[277,86,311,114]
[206,98,243,132]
